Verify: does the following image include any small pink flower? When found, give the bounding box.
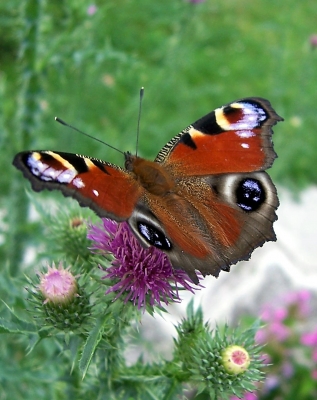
[282,361,293,378]
[269,321,290,342]
[256,321,290,343]
[38,262,78,304]
[261,305,287,322]
[87,4,97,16]
[312,369,317,380]
[88,219,201,309]
[244,393,258,400]
[264,375,280,391]
[284,290,311,317]
[231,392,257,400]
[310,34,317,48]
[301,329,317,347]
[274,308,288,321]
[296,290,311,316]
[255,328,267,344]
[259,305,271,322]
[260,353,271,364]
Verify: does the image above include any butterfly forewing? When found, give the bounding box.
[155,97,283,176]
[13,150,143,220]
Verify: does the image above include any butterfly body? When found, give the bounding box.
[126,154,175,196]
[13,97,283,283]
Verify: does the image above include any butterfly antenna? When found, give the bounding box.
[135,87,144,157]
[55,117,124,155]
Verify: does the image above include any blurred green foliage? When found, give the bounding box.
[1,0,317,188]
[0,0,317,398]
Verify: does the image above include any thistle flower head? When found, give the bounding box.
[175,302,265,398]
[27,262,92,332]
[88,219,201,309]
[39,262,78,304]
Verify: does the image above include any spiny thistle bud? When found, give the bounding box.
[39,263,78,304]
[174,301,265,399]
[42,203,95,263]
[27,262,92,332]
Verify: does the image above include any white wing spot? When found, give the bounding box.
[93,189,99,197]
[236,130,255,138]
[72,177,85,188]
[58,170,77,183]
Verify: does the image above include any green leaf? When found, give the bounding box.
[0,316,36,334]
[79,315,107,378]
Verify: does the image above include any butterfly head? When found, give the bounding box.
[124,151,135,172]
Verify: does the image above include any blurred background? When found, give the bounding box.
[1,0,317,398]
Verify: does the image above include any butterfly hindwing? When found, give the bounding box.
[128,170,278,283]
[13,151,143,220]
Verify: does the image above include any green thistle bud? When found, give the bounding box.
[174,301,265,399]
[49,210,93,263]
[34,200,96,263]
[27,262,92,332]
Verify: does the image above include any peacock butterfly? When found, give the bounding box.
[13,97,283,283]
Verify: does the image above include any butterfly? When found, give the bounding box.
[13,97,283,283]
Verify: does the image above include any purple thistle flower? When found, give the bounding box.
[88,219,201,309]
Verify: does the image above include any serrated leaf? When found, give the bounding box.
[79,315,107,378]
[0,316,36,334]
